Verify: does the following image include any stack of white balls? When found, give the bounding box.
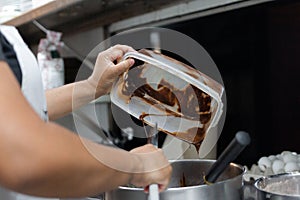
[246,151,300,176]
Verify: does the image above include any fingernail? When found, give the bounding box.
[128,58,135,65]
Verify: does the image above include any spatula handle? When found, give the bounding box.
[205,131,251,183]
[148,184,159,200]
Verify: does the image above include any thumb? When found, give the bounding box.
[115,58,134,75]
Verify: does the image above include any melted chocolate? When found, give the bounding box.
[139,112,178,121]
[124,63,211,121]
[161,127,205,145]
[119,49,214,146]
[180,173,186,187]
[194,142,202,153]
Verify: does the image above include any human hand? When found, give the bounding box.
[129,144,172,192]
[87,44,135,97]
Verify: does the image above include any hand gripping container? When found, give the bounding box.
[110,49,224,146]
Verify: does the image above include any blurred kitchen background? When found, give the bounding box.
[1,0,300,168]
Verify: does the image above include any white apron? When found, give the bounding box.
[0,25,54,200]
[0,25,48,121]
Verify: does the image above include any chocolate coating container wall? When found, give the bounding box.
[105,159,244,200]
[110,50,224,148]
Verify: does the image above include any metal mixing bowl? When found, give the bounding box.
[105,159,245,200]
[255,172,300,200]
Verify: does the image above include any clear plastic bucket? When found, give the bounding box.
[110,49,224,146]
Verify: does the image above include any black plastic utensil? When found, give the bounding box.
[203,131,251,184]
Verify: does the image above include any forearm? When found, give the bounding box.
[46,45,135,121]
[5,121,140,198]
[0,61,170,198]
[0,63,138,197]
[46,80,105,120]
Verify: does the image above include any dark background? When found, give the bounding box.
[165,0,300,167]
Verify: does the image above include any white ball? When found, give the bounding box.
[258,157,271,172]
[282,153,298,163]
[284,162,300,173]
[268,155,276,161]
[250,164,262,174]
[272,159,285,174]
[276,154,283,161]
[281,151,292,156]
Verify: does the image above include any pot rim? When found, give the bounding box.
[254,172,300,197]
[119,159,245,191]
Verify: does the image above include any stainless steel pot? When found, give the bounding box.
[254,172,300,200]
[105,159,245,200]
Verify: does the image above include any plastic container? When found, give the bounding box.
[110,49,224,145]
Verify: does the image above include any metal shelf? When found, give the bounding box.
[2,0,80,27]
[3,0,185,45]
